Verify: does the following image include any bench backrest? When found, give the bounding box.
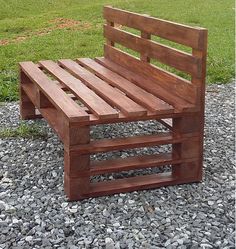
[103,6,208,105]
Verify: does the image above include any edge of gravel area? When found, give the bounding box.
[0,82,235,249]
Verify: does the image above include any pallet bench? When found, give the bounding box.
[19,6,207,201]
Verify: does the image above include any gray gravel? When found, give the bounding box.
[0,82,235,249]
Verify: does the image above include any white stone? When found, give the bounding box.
[208,201,214,206]
[61,202,68,208]
[105,238,115,249]
[113,222,120,227]
[25,236,33,242]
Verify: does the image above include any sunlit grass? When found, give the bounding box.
[0,0,234,101]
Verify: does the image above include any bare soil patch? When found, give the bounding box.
[0,18,91,46]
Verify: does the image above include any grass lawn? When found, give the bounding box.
[0,0,234,101]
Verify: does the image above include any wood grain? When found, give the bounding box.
[20,62,89,122]
[104,25,201,77]
[96,56,196,111]
[104,45,198,104]
[59,59,147,117]
[103,6,206,50]
[39,60,119,119]
[77,58,173,114]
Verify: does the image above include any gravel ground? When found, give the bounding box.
[0,82,235,249]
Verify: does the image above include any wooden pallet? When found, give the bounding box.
[19,6,207,201]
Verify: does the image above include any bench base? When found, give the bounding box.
[19,59,204,201]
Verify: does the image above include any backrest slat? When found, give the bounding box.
[104,25,201,77]
[104,45,198,104]
[103,6,206,50]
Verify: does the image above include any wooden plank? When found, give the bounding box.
[87,172,174,197]
[95,57,196,112]
[19,62,89,122]
[40,107,64,142]
[106,20,115,46]
[104,45,197,104]
[39,60,118,119]
[85,171,200,198]
[58,59,147,117]
[104,25,201,77]
[140,30,151,62]
[70,132,195,154]
[77,58,173,114]
[159,118,173,130]
[90,153,185,175]
[103,6,206,50]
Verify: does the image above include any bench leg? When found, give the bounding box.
[172,115,204,182]
[20,70,39,120]
[63,125,90,201]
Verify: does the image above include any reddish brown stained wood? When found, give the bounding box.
[140,30,151,62]
[84,172,201,198]
[70,132,199,154]
[19,7,207,200]
[104,45,198,104]
[159,118,173,130]
[19,62,89,122]
[104,25,201,77]
[95,57,196,112]
[39,60,119,119]
[103,6,206,50]
[58,59,147,117]
[90,153,198,175]
[77,58,173,114]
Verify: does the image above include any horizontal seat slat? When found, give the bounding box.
[19,62,89,122]
[104,25,201,77]
[39,60,118,119]
[96,57,196,112]
[77,58,173,114]
[103,6,206,50]
[58,59,147,117]
[90,153,183,175]
[70,132,192,154]
[104,45,197,105]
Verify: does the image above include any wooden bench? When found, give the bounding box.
[19,6,208,201]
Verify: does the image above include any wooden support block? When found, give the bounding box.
[20,70,41,120]
[172,115,203,181]
[63,124,90,200]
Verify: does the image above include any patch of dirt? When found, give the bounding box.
[0,18,91,46]
[0,39,9,45]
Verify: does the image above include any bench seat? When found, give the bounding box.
[20,58,197,126]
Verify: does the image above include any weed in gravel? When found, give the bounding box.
[0,123,47,139]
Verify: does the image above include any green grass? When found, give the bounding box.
[0,0,234,101]
[0,122,47,138]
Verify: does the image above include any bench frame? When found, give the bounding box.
[19,6,207,201]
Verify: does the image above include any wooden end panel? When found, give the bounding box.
[103,6,206,50]
[104,25,202,77]
[19,62,89,122]
[39,60,119,119]
[58,59,147,117]
[77,58,174,114]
